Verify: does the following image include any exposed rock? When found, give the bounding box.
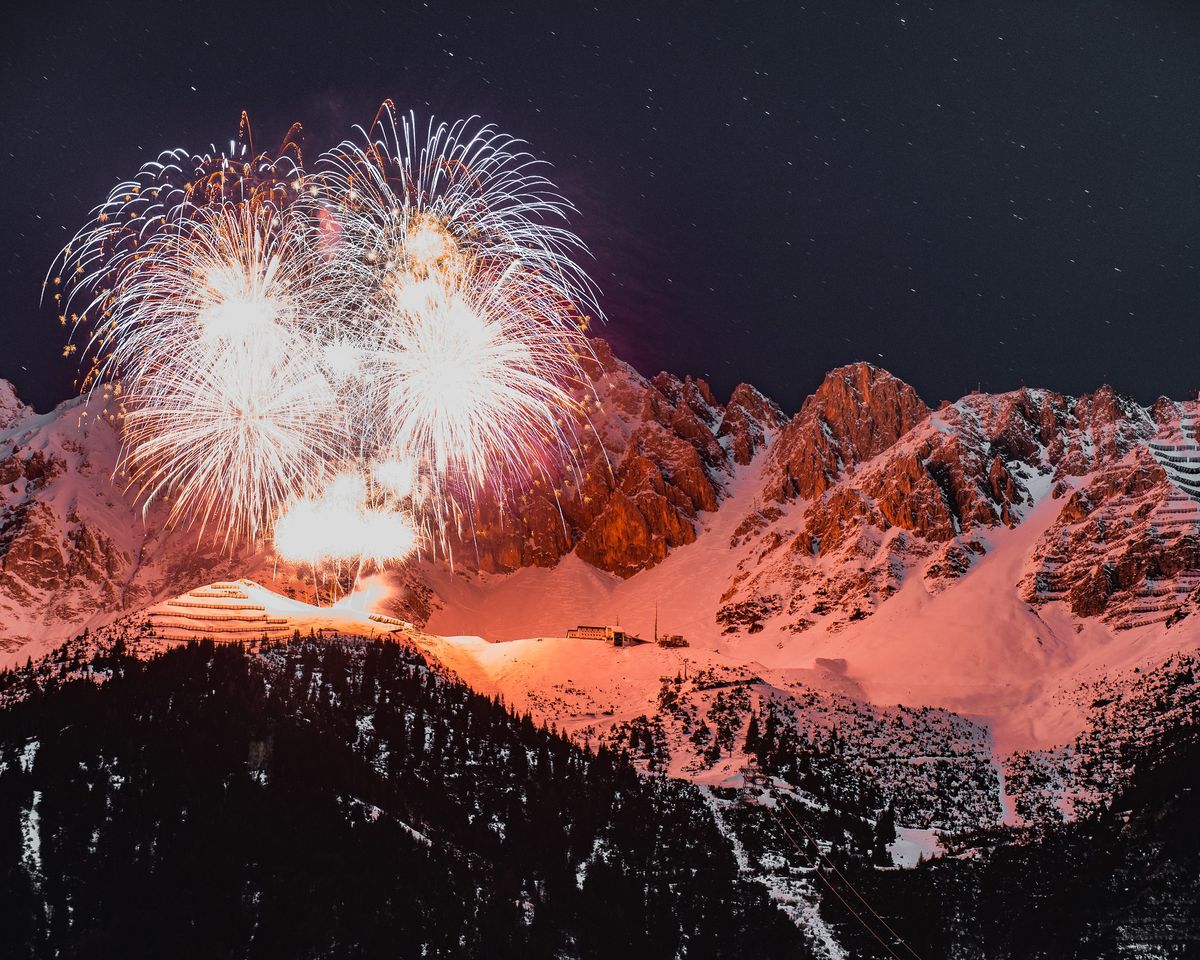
[446,339,773,577]
[718,383,786,466]
[0,380,31,431]
[0,396,336,661]
[763,362,929,502]
[716,594,782,634]
[721,383,1165,636]
[0,338,1196,664]
[1022,446,1200,623]
[925,539,985,592]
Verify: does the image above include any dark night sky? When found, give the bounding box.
[3,0,1200,413]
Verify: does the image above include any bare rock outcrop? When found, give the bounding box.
[448,338,781,578]
[763,362,929,502]
[718,383,786,466]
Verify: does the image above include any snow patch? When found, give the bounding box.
[887,826,942,868]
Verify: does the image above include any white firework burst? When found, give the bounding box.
[87,199,346,544]
[312,102,598,533]
[51,105,604,578]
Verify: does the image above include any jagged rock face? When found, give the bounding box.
[718,383,786,466]
[446,339,780,578]
[575,486,695,576]
[791,392,1054,561]
[720,381,1165,635]
[0,381,31,431]
[3,340,1198,660]
[762,362,929,503]
[0,337,789,661]
[0,398,341,661]
[1022,449,1200,623]
[0,408,135,653]
[1035,386,1157,476]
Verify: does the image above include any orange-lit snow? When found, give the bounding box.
[422,450,1195,754]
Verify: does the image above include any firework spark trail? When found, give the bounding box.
[52,113,305,362]
[79,196,346,545]
[360,263,587,507]
[312,102,598,540]
[314,104,600,315]
[122,334,343,544]
[51,105,602,578]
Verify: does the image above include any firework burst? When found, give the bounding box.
[314,103,599,311]
[312,103,597,533]
[52,105,601,577]
[52,113,305,360]
[73,192,345,545]
[274,470,418,571]
[359,263,587,512]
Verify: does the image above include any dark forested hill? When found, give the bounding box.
[8,631,1200,958]
[819,728,1200,959]
[0,637,806,959]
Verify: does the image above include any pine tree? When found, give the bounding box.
[744,712,761,755]
[874,801,897,864]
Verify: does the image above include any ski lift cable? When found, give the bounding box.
[781,799,924,960]
[762,802,909,960]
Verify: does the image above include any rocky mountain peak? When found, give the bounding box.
[0,379,31,432]
[1,340,1197,671]
[442,338,773,579]
[762,361,929,502]
[717,383,786,466]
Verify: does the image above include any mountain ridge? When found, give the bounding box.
[0,341,1198,757]
[5,345,1200,957]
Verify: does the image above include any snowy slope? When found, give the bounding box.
[4,358,1199,793]
[424,392,1200,757]
[0,392,427,667]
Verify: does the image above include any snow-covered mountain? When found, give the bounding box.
[0,390,426,661]
[0,391,193,657]
[2,341,1199,799]
[7,343,1200,958]
[418,350,1198,756]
